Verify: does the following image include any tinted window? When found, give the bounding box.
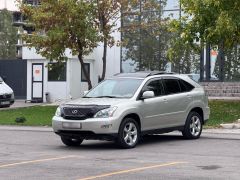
[163,79,181,94]
[144,79,164,97]
[179,79,194,92]
[48,62,66,81]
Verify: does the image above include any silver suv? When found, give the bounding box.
[52,72,210,148]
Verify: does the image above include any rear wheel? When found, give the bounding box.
[61,136,83,146]
[117,118,140,149]
[182,111,203,139]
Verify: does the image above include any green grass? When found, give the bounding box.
[206,100,240,128]
[0,106,57,126]
[0,100,239,128]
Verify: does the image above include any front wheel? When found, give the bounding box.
[61,136,83,146]
[117,118,140,149]
[182,111,203,139]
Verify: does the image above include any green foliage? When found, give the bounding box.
[122,0,170,71]
[20,0,99,61]
[19,0,100,89]
[0,9,17,59]
[206,100,240,127]
[0,106,57,126]
[170,0,240,49]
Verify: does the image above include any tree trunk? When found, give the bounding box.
[100,37,107,81]
[78,53,92,90]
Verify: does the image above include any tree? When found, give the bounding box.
[0,9,17,59]
[122,0,170,71]
[19,0,99,89]
[168,0,240,78]
[94,0,138,81]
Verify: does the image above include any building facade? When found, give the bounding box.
[8,0,121,102]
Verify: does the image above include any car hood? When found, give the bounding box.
[0,82,13,95]
[64,97,129,106]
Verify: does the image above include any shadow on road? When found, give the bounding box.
[54,134,185,150]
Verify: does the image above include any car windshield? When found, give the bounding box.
[85,78,143,98]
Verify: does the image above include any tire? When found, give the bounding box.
[61,136,83,146]
[182,111,203,139]
[117,118,140,149]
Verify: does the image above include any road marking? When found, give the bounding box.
[78,161,187,180]
[0,155,76,168]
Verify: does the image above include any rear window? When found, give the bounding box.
[179,79,194,92]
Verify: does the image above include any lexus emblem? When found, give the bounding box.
[72,110,78,114]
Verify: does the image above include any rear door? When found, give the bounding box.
[161,77,193,127]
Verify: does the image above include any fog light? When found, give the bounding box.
[101,124,112,129]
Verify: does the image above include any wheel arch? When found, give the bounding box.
[121,113,141,130]
[189,107,204,124]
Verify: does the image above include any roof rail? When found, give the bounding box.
[114,71,175,78]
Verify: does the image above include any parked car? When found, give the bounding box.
[0,76,15,107]
[52,71,210,148]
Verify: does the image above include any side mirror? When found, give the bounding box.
[83,90,89,96]
[2,76,7,82]
[141,91,154,99]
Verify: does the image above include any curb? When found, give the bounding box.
[0,125,240,134]
[0,125,52,132]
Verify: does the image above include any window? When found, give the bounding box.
[163,79,181,94]
[179,79,194,92]
[144,79,164,97]
[48,62,66,81]
[81,63,90,82]
[85,79,143,98]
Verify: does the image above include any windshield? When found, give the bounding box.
[85,78,143,98]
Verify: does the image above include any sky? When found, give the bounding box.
[0,0,19,11]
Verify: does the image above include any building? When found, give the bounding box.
[2,0,121,103]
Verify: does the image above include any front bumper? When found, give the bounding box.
[52,116,121,138]
[0,98,14,107]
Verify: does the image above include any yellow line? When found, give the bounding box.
[0,155,76,168]
[78,161,187,180]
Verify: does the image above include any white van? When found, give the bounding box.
[0,76,14,108]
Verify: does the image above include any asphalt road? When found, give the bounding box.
[0,129,240,180]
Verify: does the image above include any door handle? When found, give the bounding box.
[163,99,168,103]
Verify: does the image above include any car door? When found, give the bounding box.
[161,77,193,127]
[138,78,172,131]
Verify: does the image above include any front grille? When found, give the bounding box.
[61,104,110,120]
[0,94,11,100]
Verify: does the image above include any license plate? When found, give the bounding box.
[1,101,10,105]
[62,122,82,129]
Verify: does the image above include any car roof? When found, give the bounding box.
[114,71,175,78]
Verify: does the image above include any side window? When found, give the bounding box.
[163,79,181,94]
[144,79,164,97]
[179,79,194,92]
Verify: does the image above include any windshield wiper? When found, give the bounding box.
[94,96,117,98]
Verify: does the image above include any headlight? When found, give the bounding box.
[55,107,62,117]
[94,107,118,118]
[11,93,14,99]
